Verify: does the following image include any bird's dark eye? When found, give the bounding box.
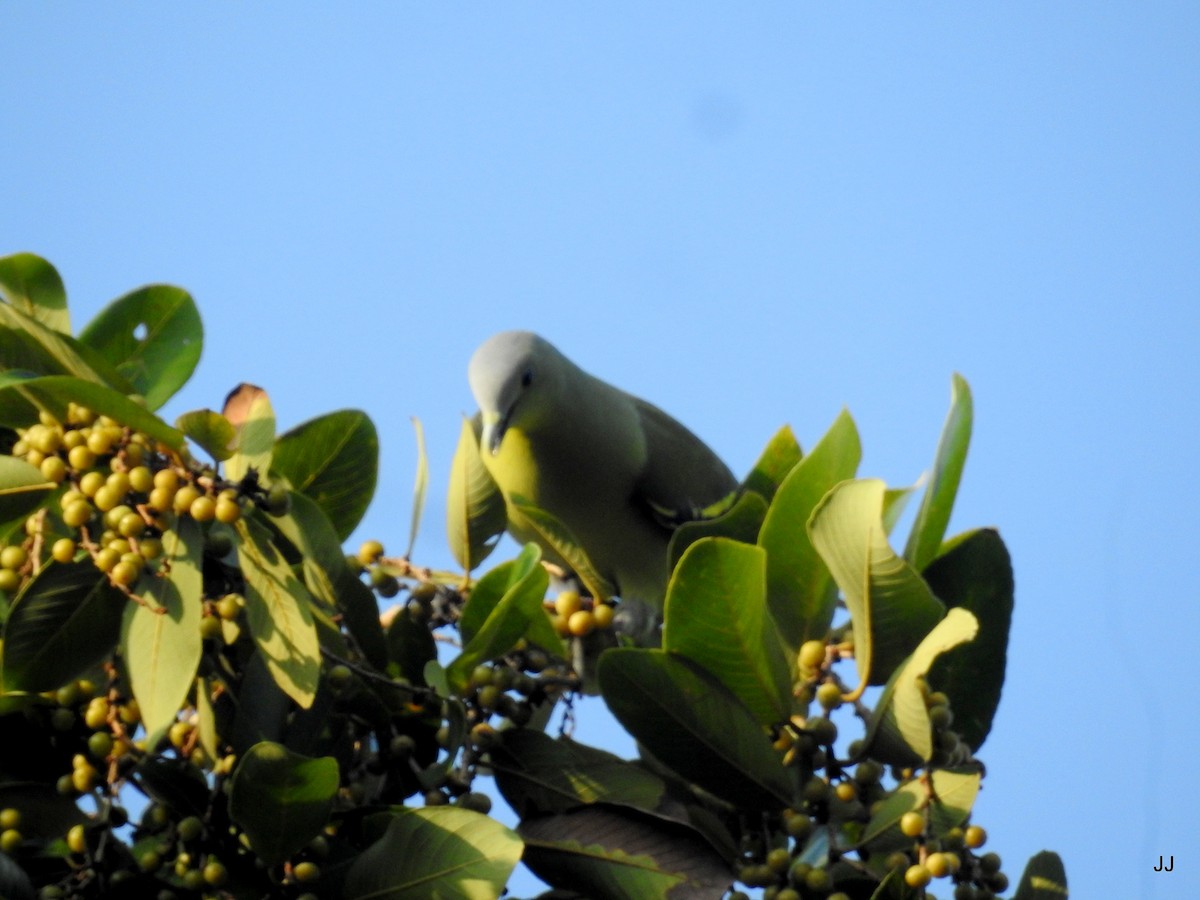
[521,367,534,388]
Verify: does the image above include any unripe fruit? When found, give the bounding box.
[51,538,77,563]
[217,594,243,620]
[189,495,216,522]
[357,539,384,565]
[593,602,614,629]
[904,864,932,889]
[66,823,87,854]
[110,560,140,586]
[40,455,67,483]
[834,781,857,802]
[177,816,203,842]
[148,487,174,511]
[567,609,595,636]
[138,537,163,560]
[84,698,110,730]
[766,846,791,873]
[964,824,987,848]
[137,849,161,872]
[0,828,22,853]
[264,483,291,516]
[153,468,179,492]
[87,732,113,759]
[71,764,99,793]
[0,809,19,831]
[554,590,582,617]
[86,430,114,456]
[899,810,925,838]
[94,484,127,513]
[117,512,146,538]
[799,639,826,671]
[293,861,320,882]
[200,614,223,641]
[68,446,97,472]
[0,569,19,593]
[457,791,493,814]
[0,546,28,570]
[215,496,241,523]
[173,485,201,513]
[815,682,842,711]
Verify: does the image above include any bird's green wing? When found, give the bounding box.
[632,398,739,528]
[446,412,508,571]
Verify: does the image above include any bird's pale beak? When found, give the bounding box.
[481,413,507,456]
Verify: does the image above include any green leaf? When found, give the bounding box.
[228,741,339,866]
[490,730,666,817]
[808,479,945,687]
[860,767,980,850]
[271,409,378,541]
[0,374,183,449]
[0,252,69,333]
[120,516,203,745]
[343,806,522,900]
[195,676,218,763]
[446,414,507,572]
[406,417,428,559]
[759,409,861,650]
[666,489,769,573]
[449,545,557,691]
[77,285,202,410]
[904,374,973,572]
[598,648,794,811]
[662,538,791,726]
[223,384,276,484]
[742,424,803,502]
[866,608,979,764]
[1,560,125,692]
[269,490,389,672]
[0,456,55,523]
[175,409,236,462]
[1013,850,1068,900]
[519,805,731,899]
[925,528,1014,751]
[510,498,615,602]
[0,304,131,390]
[236,517,321,708]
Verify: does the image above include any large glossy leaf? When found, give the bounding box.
[860,767,980,850]
[662,538,791,726]
[235,517,321,708]
[0,374,183,449]
[174,409,236,461]
[904,374,973,572]
[120,516,203,744]
[742,424,803,503]
[0,456,54,523]
[271,409,378,541]
[448,544,558,691]
[865,608,979,765]
[808,479,945,687]
[1,560,125,692]
[270,490,388,672]
[446,414,507,572]
[0,252,69,333]
[343,807,522,900]
[925,528,1014,751]
[1013,850,1068,900]
[665,489,769,573]
[519,805,730,899]
[759,409,861,650]
[77,285,202,410]
[491,730,666,817]
[223,383,276,484]
[598,648,794,811]
[228,741,339,866]
[0,304,131,390]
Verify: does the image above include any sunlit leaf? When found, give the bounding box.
[0,373,183,448]
[741,424,803,503]
[120,516,203,745]
[0,456,54,523]
[272,409,378,541]
[223,383,275,484]
[666,490,769,573]
[0,252,69,333]
[77,285,202,410]
[808,478,944,687]
[760,409,861,650]
[0,304,130,390]
[175,409,236,462]
[663,538,791,726]
[510,498,614,602]
[446,414,506,572]
[904,374,973,572]
[236,517,321,708]
[343,807,522,900]
[228,741,339,866]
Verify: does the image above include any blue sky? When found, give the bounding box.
[3,5,1198,898]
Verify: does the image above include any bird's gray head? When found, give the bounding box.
[468,331,565,455]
